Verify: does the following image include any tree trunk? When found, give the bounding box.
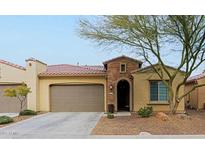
[172,85,181,114]
[172,100,180,114]
[19,96,27,112]
[20,103,22,112]
[168,90,175,114]
[20,101,23,112]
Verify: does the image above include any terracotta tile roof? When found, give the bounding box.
[38,64,106,77]
[0,59,26,70]
[186,73,205,83]
[103,55,142,65]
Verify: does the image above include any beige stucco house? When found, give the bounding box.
[185,73,205,110]
[0,56,185,113]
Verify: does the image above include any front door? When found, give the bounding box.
[117,80,130,111]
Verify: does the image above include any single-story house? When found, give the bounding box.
[185,73,205,110]
[0,55,185,113]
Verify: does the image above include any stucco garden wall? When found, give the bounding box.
[197,78,205,109]
[185,83,198,109]
[185,77,205,110]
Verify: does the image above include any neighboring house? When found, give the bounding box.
[0,60,27,112]
[185,73,205,110]
[0,55,185,113]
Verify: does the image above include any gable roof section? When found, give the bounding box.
[38,64,106,77]
[103,55,142,65]
[131,63,185,74]
[0,59,26,70]
[186,73,205,84]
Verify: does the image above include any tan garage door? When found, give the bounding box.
[50,84,104,112]
[0,84,26,113]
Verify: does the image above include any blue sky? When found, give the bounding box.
[0,15,120,66]
[0,16,203,75]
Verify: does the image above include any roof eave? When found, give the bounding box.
[131,64,186,74]
[38,73,107,78]
[0,60,26,71]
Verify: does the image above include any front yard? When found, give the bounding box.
[0,111,46,128]
[92,110,205,135]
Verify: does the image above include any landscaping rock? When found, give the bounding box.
[177,114,191,120]
[155,112,169,121]
[139,132,152,135]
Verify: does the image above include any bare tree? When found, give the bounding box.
[78,15,205,113]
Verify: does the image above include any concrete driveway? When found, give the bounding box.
[0,112,102,139]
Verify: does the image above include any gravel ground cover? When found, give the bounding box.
[92,111,205,135]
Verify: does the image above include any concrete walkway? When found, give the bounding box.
[0,112,102,139]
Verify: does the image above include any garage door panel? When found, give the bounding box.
[0,85,27,113]
[51,104,103,112]
[50,85,104,112]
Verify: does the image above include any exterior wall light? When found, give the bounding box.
[109,84,113,90]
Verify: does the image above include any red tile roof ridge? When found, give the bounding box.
[39,63,106,77]
[47,64,105,70]
[0,59,26,70]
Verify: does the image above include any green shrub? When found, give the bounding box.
[138,106,153,118]
[0,116,13,125]
[107,112,114,119]
[20,109,37,116]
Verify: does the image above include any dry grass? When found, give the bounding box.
[92,110,205,135]
[0,112,46,128]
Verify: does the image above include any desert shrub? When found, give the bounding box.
[107,112,114,119]
[0,116,13,125]
[138,106,153,118]
[19,109,37,116]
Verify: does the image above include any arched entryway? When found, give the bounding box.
[117,80,130,111]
